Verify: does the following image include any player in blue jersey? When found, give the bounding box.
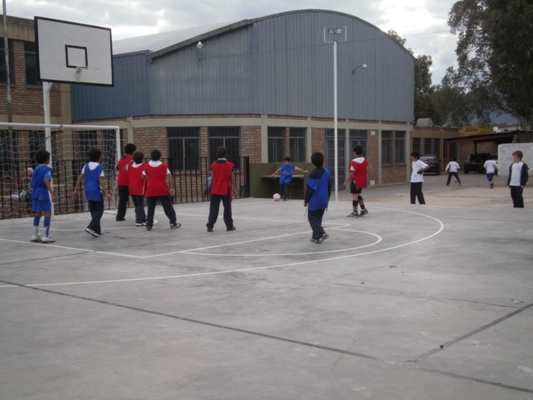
[304,152,331,244]
[30,150,58,243]
[271,156,308,201]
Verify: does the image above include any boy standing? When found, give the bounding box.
[270,156,308,201]
[445,157,462,186]
[142,149,180,231]
[73,148,113,237]
[30,150,58,243]
[507,150,529,208]
[127,151,147,226]
[206,147,237,232]
[342,145,368,217]
[483,156,498,188]
[410,151,429,204]
[304,152,331,244]
[116,143,136,221]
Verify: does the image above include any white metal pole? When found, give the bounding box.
[333,40,339,202]
[43,81,54,214]
[43,82,53,161]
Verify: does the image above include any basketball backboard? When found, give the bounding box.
[34,17,114,86]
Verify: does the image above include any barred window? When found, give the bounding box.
[268,127,285,163]
[382,131,393,164]
[208,127,240,169]
[0,39,14,84]
[413,138,421,153]
[395,131,406,163]
[289,128,306,162]
[25,41,41,86]
[167,127,201,171]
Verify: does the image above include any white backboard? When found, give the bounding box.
[35,17,114,86]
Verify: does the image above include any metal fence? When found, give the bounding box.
[1,156,250,220]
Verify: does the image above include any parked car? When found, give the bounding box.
[463,153,497,174]
[420,154,440,175]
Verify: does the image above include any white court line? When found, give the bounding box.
[0,208,444,289]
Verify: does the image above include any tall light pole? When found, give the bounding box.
[325,26,346,201]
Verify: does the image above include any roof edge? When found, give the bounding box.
[147,19,252,60]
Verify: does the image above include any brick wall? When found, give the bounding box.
[0,17,63,118]
[311,128,326,154]
[241,126,261,163]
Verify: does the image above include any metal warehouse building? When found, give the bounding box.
[71,9,415,188]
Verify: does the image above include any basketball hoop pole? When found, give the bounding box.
[43,81,54,215]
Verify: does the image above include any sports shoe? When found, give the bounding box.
[146,227,153,231]
[207,227,213,232]
[135,222,146,227]
[41,236,56,243]
[360,209,369,216]
[347,211,359,218]
[315,234,329,244]
[170,223,181,230]
[116,218,126,222]
[31,234,42,243]
[85,228,99,237]
[226,226,236,231]
[490,182,494,189]
[310,238,316,242]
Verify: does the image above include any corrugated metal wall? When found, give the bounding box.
[72,10,414,123]
[72,53,151,120]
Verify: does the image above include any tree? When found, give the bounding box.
[448,0,533,127]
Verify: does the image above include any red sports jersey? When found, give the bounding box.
[349,157,369,189]
[210,160,234,196]
[144,163,170,197]
[117,154,133,186]
[128,163,146,196]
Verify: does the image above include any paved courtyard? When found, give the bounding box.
[0,173,532,399]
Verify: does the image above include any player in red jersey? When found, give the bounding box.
[343,145,369,217]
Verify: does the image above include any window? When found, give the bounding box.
[167,127,200,171]
[208,127,240,169]
[268,127,285,163]
[349,130,367,158]
[424,138,432,154]
[0,39,14,84]
[434,138,441,159]
[395,131,406,163]
[381,131,393,164]
[102,130,118,171]
[24,42,41,86]
[0,130,19,174]
[289,128,306,162]
[413,138,421,153]
[78,131,98,164]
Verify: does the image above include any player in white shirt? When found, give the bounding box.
[410,151,429,204]
[483,157,499,189]
[445,157,462,186]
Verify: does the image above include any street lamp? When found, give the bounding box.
[196,41,204,61]
[352,63,368,74]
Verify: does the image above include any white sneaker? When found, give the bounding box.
[31,234,42,243]
[85,228,99,238]
[41,236,56,243]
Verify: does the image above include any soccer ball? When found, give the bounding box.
[273,193,281,201]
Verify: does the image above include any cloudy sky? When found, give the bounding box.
[5,0,459,85]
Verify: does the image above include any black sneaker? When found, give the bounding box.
[226,226,236,231]
[360,209,369,216]
[135,222,146,227]
[310,238,316,242]
[347,211,359,218]
[315,234,329,244]
[170,223,181,230]
[146,227,152,231]
[207,227,213,232]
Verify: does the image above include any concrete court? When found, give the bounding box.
[0,173,532,400]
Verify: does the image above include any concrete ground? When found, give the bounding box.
[0,172,532,400]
